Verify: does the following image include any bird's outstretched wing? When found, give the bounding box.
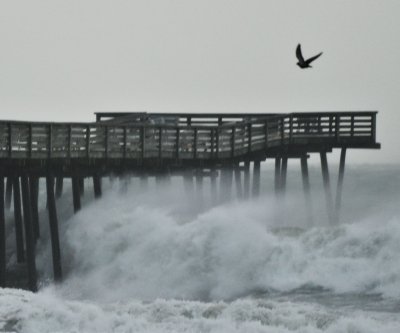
[305,52,323,65]
[296,44,305,63]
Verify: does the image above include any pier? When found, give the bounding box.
[0,111,380,291]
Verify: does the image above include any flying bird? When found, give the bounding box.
[296,44,323,69]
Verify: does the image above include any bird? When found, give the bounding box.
[296,44,323,69]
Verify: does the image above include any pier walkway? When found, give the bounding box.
[0,111,380,291]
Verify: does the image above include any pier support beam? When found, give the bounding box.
[46,171,62,282]
[252,160,261,198]
[301,155,313,225]
[55,176,64,199]
[195,170,204,209]
[29,177,40,240]
[320,152,334,225]
[220,166,233,203]
[274,157,281,195]
[243,161,250,199]
[335,148,347,222]
[79,177,85,196]
[13,177,25,263]
[210,168,218,205]
[280,157,288,196]
[93,175,102,199]
[5,177,12,210]
[234,163,243,199]
[21,175,37,292]
[0,175,5,287]
[71,176,81,213]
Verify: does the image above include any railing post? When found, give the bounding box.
[176,128,180,159]
[247,123,252,153]
[104,126,108,159]
[68,125,72,158]
[141,126,145,160]
[350,115,355,137]
[371,113,376,142]
[280,117,284,143]
[7,123,12,158]
[28,124,32,159]
[335,114,340,143]
[123,126,127,159]
[210,128,215,158]
[86,125,90,159]
[158,127,162,160]
[48,124,52,159]
[231,126,235,158]
[193,128,198,159]
[216,129,220,159]
[289,115,293,143]
[264,120,268,149]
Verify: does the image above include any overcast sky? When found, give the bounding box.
[0,0,399,164]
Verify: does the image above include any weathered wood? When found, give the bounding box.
[46,172,62,282]
[79,177,85,196]
[243,161,250,199]
[55,176,64,199]
[220,166,233,202]
[335,148,347,222]
[93,175,102,199]
[252,161,261,198]
[29,176,40,240]
[5,177,12,210]
[71,177,81,213]
[12,177,25,263]
[320,152,334,225]
[274,157,281,195]
[301,155,313,225]
[280,157,288,195]
[0,175,5,287]
[234,164,243,199]
[21,175,37,292]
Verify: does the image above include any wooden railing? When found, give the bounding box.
[0,112,377,160]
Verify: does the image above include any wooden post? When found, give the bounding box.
[280,157,288,196]
[0,175,5,287]
[320,152,334,225]
[46,171,62,282]
[93,175,102,199]
[220,166,233,202]
[195,170,204,209]
[183,170,194,198]
[5,177,12,210]
[301,155,313,225]
[71,176,81,213]
[55,176,64,199]
[29,176,40,240]
[335,148,347,222]
[243,161,250,199]
[21,175,37,292]
[252,160,261,198]
[274,157,281,195]
[79,177,85,196]
[12,177,25,263]
[234,163,243,199]
[210,167,218,205]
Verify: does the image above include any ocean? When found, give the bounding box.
[1,163,400,332]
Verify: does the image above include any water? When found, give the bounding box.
[1,164,400,332]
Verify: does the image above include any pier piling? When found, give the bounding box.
[0,174,5,287]
[13,177,25,263]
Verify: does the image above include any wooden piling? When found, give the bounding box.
[252,160,261,198]
[29,176,40,240]
[55,176,64,199]
[274,157,281,195]
[0,175,5,287]
[195,170,204,209]
[71,176,81,213]
[210,168,218,205]
[93,175,102,199]
[46,172,62,282]
[20,175,38,292]
[12,177,25,263]
[301,155,313,225]
[280,157,288,195]
[335,148,347,222]
[79,177,85,196]
[220,166,233,202]
[320,152,334,224]
[5,177,12,210]
[234,163,243,199]
[243,161,250,199]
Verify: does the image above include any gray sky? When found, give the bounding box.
[1,0,399,164]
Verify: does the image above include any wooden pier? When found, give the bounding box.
[0,111,380,291]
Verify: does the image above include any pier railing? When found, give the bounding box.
[0,112,377,160]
